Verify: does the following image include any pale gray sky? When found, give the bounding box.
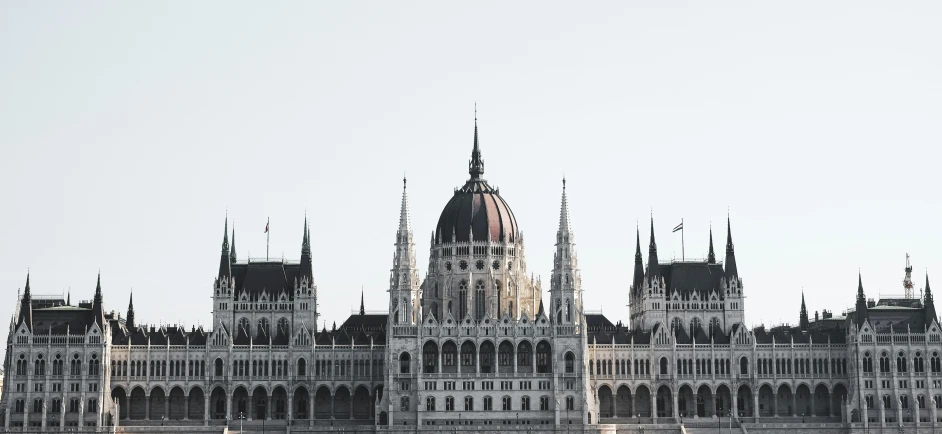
[2,2,940,361]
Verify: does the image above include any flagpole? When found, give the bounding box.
[681,218,684,261]
[266,217,270,261]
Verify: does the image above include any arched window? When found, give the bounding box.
[880,352,890,373]
[297,358,306,376]
[897,351,908,373]
[426,397,436,411]
[400,352,411,374]
[659,357,669,375]
[914,352,925,373]
[215,358,224,376]
[565,352,575,374]
[740,356,749,375]
[566,299,572,322]
[400,397,409,411]
[464,396,474,411]
[863,352,873,372]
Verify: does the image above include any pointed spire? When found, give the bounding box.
[469,107,484,179]
[18,271,33,330]
[24,271,31,301]
[799,290,809,330]
[66,289,70,306]
[925,273,936,327]
[127,291,136,329]
[300,214,314,283]
[558,178,572,237]
[91,271,105,327]
[360,288,365,315]
[707,226,716,263]
[218,217,232,280]
[230,223,237,263]
[855,272,869,327]
[399,176,411,234]
[724,217,738,279]
[302,213,311,254]
[632,225,644,294]
[647,217,659,284]
[95,271,102,301]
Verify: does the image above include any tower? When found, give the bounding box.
[389,177,420,325]
[550,178,582,326]
[212,217,235,331]
[925,274,936,328]
[636,218,667,330]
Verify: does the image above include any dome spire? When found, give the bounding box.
[469,104,484,179]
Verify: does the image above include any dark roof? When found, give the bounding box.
[231,261,300,301]
[31,307,95,334]
[658,261,725,296]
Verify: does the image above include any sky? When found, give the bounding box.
[2,2,941,361]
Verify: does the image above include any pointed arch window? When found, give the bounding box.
[458,280,468,319]
[474,280,486,320]
[566,299,571,322]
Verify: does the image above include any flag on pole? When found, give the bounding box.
[265,219,269,233]
[672,222,683,232]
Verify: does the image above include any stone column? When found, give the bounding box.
[267,394,273,420]
[164,398,170,423]
[184,394,189,420]
[330,392,336,420]
[225,391,231,421]
[288,395,293,422]
[752,393,759,420]
[650,392,657,422]
[792,393,797,417]
[204,394,210,427]
[309,392,315,427]
[672,386,679,419]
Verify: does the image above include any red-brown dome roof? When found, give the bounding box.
[435,179,518,243]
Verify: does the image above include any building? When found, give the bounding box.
[2,121,941,432]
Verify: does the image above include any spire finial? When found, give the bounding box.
[469,106,484,179]
[399,175,411,233]
[360,287,365,315]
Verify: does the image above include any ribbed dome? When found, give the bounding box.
[436,179,518,243]
[434,117,518,244]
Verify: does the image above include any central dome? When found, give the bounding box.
[434,122,518,244]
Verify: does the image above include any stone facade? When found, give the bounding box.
[2,123,940,433]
